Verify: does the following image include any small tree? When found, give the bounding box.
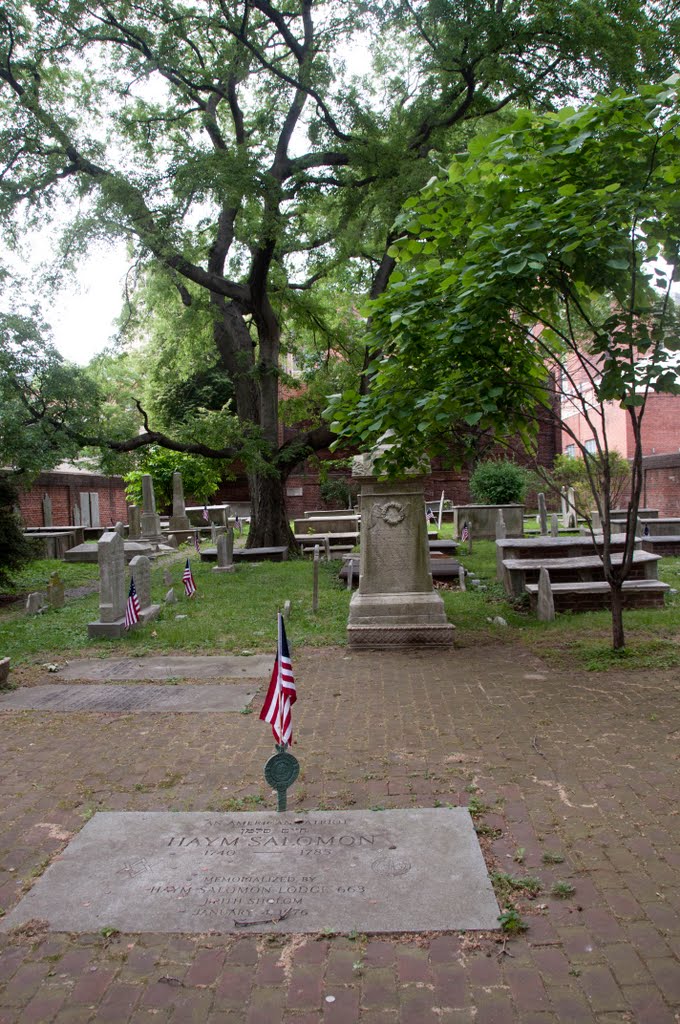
[331,81,680,650]
[0,474,35,590]
[469,460,529,505]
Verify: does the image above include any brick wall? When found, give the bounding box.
[18,471,128,528]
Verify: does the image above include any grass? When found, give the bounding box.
[1,534,678,672]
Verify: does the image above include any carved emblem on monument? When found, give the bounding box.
[371,855,412,877]
[372,501,406,527]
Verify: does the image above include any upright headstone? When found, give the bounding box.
[566,487,577,529]
[163,569,173,586]
[283,599,291,622]
[140,475,163,544]
[495,512,507,582]
[550,513,559,538]
[80,492,91,528]
[560,487,568,528]
[437,490,445,531]
[73,504,82,527]
[90,492,101,527]
[537,567,555,622]
[312,544,320,613]
[128,555,160,624]
[114,521,125,538]
[458,565,466,592]
[213,530,235,573]
[87,532,127,637]
[167,534,179,549]
[25,592,46,615]
[537,492,548,535]
[46,571,65,610]
[323,536,331,562]
[169,472,191,531]
[128,505,141,539]
[347,441,454,648]
[165,587,177,604]
[42,493,53,528]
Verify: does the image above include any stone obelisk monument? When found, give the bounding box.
[169,472,191,531]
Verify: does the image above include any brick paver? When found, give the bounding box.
[0,643,679,1022]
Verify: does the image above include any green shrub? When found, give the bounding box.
[469,460,529,505]
[319,477,355,508]
[0,474,35,589]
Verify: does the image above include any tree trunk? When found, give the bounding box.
[610,582,626,651]
[246,470,297,550]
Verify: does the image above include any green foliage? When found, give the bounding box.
[551,881,576,899]
[0,474,35,588]
[123,448,224,509]
[319,478,353,509]
[552,453,631,517]
[498,908,528,934]
[469,460,530,505]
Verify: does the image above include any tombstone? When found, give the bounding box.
[80,492,92,528]
[128,505,141,540]
[495,509,506,540]
[128,555,160,624]
[323,536,331,561]
[165,587,177,604]
[458,565,466,592]
[25,592,46,615]
[346,557,354,591]
[46,572,65,610]
[87,532,127,637]
[347,440,454,648]
[42,493,53,528]
[169,472,191,531]
[140,475,163,544]
[312,545,320,613]
[283,599,291,622]
[550,513,559,537]
[73,503,82,527]
[211,523,226,545]
[163,569,173,587]
[90,492,101,527]
[537,492,548,535]
[213,530,235,573]
[495,512,507,583]
[566,487,577,529]
[0,657,9,688]
[113,521,125,538]
[560,487,569,528]
[537,567,555,622]
[167,534,179,549]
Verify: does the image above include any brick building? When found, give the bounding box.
[17,465,128,528]
[560,353,680,515]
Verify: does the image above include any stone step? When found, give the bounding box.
[525,579,671,613]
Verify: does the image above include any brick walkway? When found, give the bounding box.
[1,643,679,1023]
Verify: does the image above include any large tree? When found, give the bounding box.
[0,0,674,547]
[330,80,680,649]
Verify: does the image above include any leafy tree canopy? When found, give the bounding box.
[329,79,680,475]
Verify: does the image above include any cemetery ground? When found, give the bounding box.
[0,537,679,1022]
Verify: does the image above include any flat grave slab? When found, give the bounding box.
[0,684,256,713]
[0,809,499,934]
[53,655,272,681]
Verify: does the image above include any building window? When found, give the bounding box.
[584,439,597,454]
[565,444,576,457]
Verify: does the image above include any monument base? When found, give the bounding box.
[139,603,161,624]
[169,515,191,531]
[87,618,127,639]
[212,565,235,573]
[347,590,454,648]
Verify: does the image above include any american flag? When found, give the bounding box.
[202,505,210,522]
[234,514,241,534]
[194,531,201,553]
[461,521,470,542]
[260,613,297,746]
[124,576,141,630]
[183,558,197,597]
[426,507,436,523]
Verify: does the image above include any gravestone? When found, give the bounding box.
[495,512,507,584]
[211,523,226,545]
[114,521,125,538]
[54,654,272,681]
[537,568,555,622]
[80,492,91,528]
[88,532,127,638]
[537,492,548,535]
[169,472,191,531]
[0,684,256,713]
[128,505,141,539]
[128,555,160,625]
[167,534,179,549]
[90,492,101,527]
[42,493,53,528]
[458,565,466,591]
[25,592,46,615]
[550,513,559,538]
[312,545,320,613]
[347,441,454,648]
[0,809,499,935]
[46,572,65,610]
[0,657,9,687]
[566,487,577,529]
[73,504,82,527]
[213,530,234,573]
[140,475,163,544]
[165,587,177,604]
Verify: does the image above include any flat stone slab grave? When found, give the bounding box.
[53,655,272,681]
[1,810,499,934]
[0,684,256,714]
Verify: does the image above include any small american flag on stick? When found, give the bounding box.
[183,558,197,597]
[202,505,210,522]
[194,531,201,553]
[461,521,470,542]
[260,613,296,746]
[124,576,141,630]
